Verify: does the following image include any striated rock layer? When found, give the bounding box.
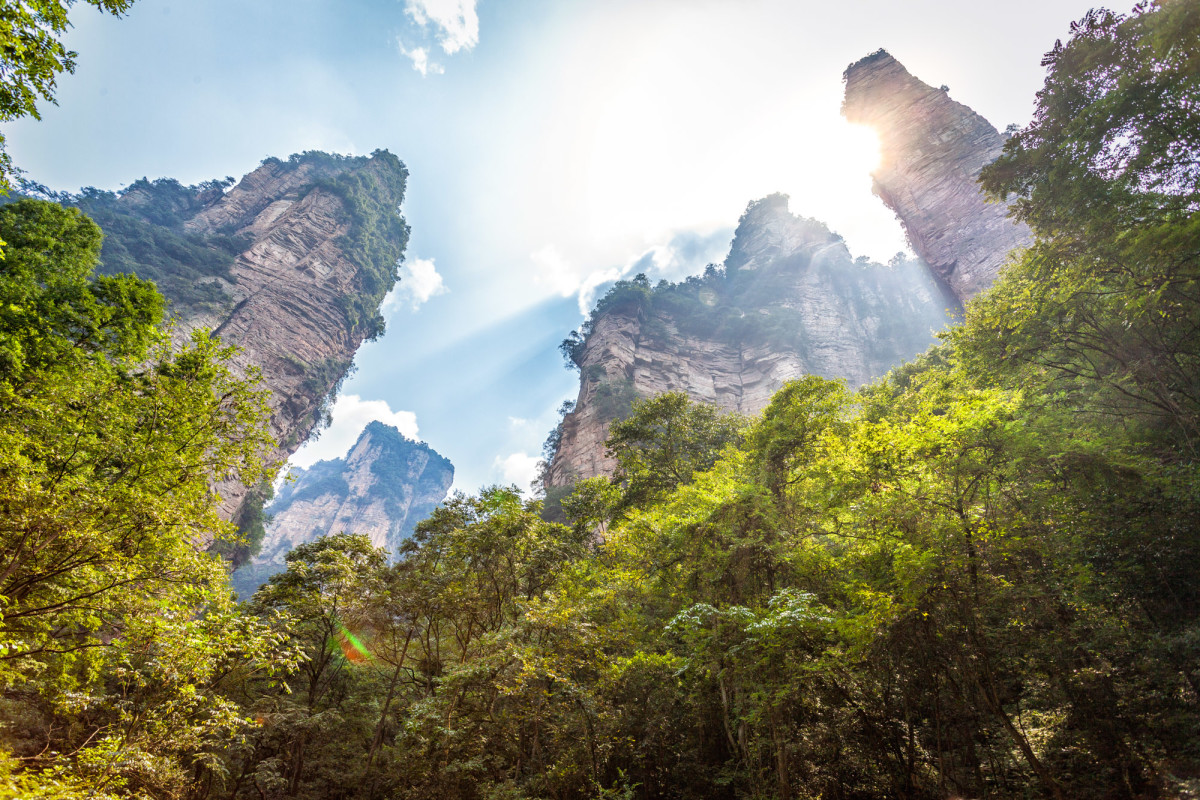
[546,195,953,485]
[233,422,454,596]
[842,50,1032,304]
[548,53,1040,488]
[93,151,409,521]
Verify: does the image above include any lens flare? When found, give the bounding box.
[335,622,372,664]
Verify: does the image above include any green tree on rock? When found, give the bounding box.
[0,198,286,798]
[606,392,747,512]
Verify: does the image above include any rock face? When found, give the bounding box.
[232,422,454,596]
[547,53,1040,488]
[86,151,410,521]
[842,50,1032,304]
[546,195,953,485]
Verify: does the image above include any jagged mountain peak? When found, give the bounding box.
[232,421,454,596]
[68,149,411,524]
[545,205,950,488]
[724,193,844,274]
[842,51,1032,303]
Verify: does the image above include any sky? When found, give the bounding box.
[8,0,1102,493]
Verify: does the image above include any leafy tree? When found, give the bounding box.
[606,392,747,511]
[748,375,850,504]
[214,491,591,800]
[0,0,136,190]
[560,475,622,538]
[0,198,162,380]
[969,0,1200,451]
[0,198,284,797]
[219,534,387,800]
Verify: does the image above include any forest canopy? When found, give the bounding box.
[1,1,1199,799]
[113,4,1195,799]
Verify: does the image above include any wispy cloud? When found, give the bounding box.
[385,256,449,311]
[405,0,480,55]
[532,227,734,315]
[531,244,612,311]
[397,43,444,77]
[395,0,478,75]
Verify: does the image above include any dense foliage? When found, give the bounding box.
[0,199,294,798]
[975,0,1200,453]
[182,4,1197,798]
[3,2,1198,799]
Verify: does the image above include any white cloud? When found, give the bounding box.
[532,227,733,316]
[404,0,479,55]
[397,42,444,76]
[530,244,624,315]
[575,266,624,314]
[492,452,541,492]
[386,256,449,311]
[530,244,580,297]
[290,394,420,469]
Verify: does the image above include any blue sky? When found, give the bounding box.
[9,0,1100,492]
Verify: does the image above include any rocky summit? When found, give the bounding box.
[546,194,953,486]
[232,422,454,596]
[842,49,1033,304]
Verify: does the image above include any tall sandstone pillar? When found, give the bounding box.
[842,50,1033,305]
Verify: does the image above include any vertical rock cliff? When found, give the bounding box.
[546,194,953,486]
[232,422,454,596]
[547,54,1040,488]
[842,50,1032,304]
[73,151,410,521]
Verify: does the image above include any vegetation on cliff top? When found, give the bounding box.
[1,2,1198,799]
[308,150,411,341]
[235,148,412,341]
[559,211,935,374]
[70,178,249,312]
[19,148,409,336]
[163,4,1194,798]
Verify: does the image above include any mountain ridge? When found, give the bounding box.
[232,421,454,596]
[50,150,411,529]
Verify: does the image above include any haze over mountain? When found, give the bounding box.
[4,1,1198,797]
[232,421,454,597]
[544,51,1033,489]
[8,0,1098,493]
